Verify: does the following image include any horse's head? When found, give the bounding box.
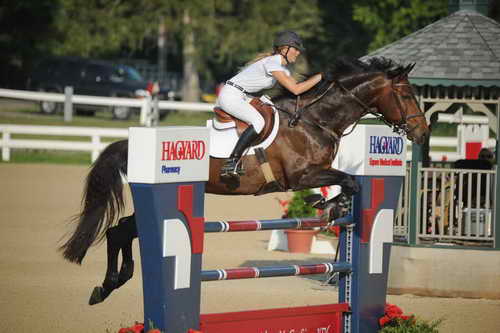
[372,62,430,144]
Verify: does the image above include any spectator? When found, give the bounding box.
[478,148,495,164]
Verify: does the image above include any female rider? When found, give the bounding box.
[218,30,326,183]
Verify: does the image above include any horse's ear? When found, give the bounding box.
[389,63,415,80]
[387,67,401,79]
[404,63,416,75]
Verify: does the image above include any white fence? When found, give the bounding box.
[0,123,483,163]
[0,88,214,126]
[0,125,128,162]
[0,87,496,162]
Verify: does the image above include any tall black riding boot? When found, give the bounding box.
[220,125,259,180]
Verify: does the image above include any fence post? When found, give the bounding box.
[494,99,500,250]
[152,91,160,127]
[91,134,100,163]
[1,129,10,161]
[140,95,152,126]
[64,86,73,122]
[408,144,423,245]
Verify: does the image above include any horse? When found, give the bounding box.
[59,57,430,305]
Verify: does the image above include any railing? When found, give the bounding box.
[0,124,128,162]
[395,164,496,246]
[419,166,495,243]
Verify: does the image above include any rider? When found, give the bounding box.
[218,30,324,182]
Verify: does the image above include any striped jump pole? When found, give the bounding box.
[127,124,405,333]
[204,214,353,232]
[201,262,351,281]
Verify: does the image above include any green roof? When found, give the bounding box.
[363,10,500,87]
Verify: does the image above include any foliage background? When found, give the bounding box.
[1,0,499,98]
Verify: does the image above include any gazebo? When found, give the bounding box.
[362,0,500,249]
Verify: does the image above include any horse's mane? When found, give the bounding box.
[274,56,403,100]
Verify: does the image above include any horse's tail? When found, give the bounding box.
[59,139,129,264]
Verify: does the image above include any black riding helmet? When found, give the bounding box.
[273,30,305,52]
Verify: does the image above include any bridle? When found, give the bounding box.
[387,81,426,136]
[335,78,425,137]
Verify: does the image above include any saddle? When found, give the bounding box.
[213,97,275,145]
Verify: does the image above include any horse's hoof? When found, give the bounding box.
[89,286,111,305]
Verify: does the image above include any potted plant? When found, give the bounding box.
[283,189,320,253]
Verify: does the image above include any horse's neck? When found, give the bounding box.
[333,75,384,133]
[274,92,366,138]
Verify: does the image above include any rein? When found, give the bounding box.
[276,81,341,141]
[276,74,425,142]
[288,81,336,127]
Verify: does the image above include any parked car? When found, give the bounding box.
[28,57,170,120]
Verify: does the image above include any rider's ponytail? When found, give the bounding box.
[245,50,275,66]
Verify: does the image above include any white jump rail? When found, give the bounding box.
[0,124,128,162]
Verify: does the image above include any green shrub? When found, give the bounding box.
[379,317,443,333]
[286,189,316,218]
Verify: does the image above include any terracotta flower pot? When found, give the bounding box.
[285,229,318,253]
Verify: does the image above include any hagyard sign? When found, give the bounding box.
[161,140,207,161]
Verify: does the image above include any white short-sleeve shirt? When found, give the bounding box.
[229,55,290,93]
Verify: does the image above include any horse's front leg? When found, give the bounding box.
[295,167,360,196]
[296,168,358,222]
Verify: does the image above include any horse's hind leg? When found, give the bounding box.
[88,214,137,305]
[116,215,137,288]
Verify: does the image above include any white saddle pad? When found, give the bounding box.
[207,97,280,158]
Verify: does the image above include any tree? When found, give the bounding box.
[306,1,373,70]
[352,0,448,52]
[173,0,326,100]
[1,0,374,98]
[0,0,59,88]
[51,0,160,57]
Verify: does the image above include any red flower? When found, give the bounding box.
[379,303,414,328]
[118,322,144,333]
[379,316,391,327]
[118,329,132,333]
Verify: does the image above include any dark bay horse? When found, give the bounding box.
[60,57,429,305]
